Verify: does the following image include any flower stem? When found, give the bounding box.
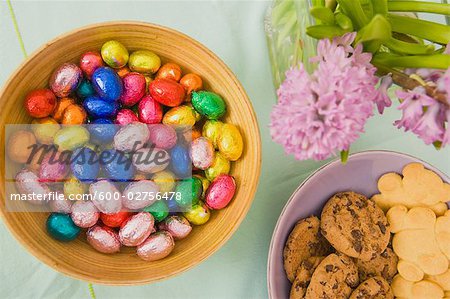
[388,1,450,15]
[340,150,349,164]
[337,0,369,29]
[306,25,349,39]
[384,37,435,55]
[388,14,450,44]
[372,52,450,69]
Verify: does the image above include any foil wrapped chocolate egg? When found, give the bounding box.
[90,180,122,214]
[129,50,161,74]
[116,66,131,78]
[183,201,210,225]
[194,174,210,198]
[39,151,69,183]
[49,63,82,98]
[119,212,155,246]
[122,180,159,210]
[202,120,223,148]
[137,231,175,261]
[80,51,104,78]
[170,145,191,178]
[49,194,73,214]
[91,67,123,102]
[113,122,149,152]
[190,137,214,170]
[149,78,186,107]
[158,215,192,240]
[63,176,86,199]
[70,200,100,228]
[88,118,117,144]
[180,73,203,94]
[132,147,170,174]
[205,152,230,181]
[143,200,169,222]
[162,105,196,127]
[100,211,132,228]
[101,40,129,69]
[47,213,81,242]
[83,96,119,119]
[101,149,136,182]
[30,117,60,144]
[87,225,121,254]
[61,104,87,125]
[152,170,176,193]
[53,125,90,150]
[24,89,57,118]
[7,130,37,163]
[217,123,244,161]
[52,97,75,122]
[15,169,50,205]
[175,177,202,208]
[76,80,96,98]
[120,72,146,107]
[115,109,139,125]
[138,95,163,124]
[71,147,100,183]
[148,124,177,149]
[206,174,236,210]
[156,63,182,81]
[191,91,226,120]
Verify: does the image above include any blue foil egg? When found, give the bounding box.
[101,149,135,182]
[76,79,96,98]
[170,145,192,178]
[83,96,119,119]
[46,213,81,242]
[91,67,123,102]
[71,147,100,183]
[166,198,179,214]
[89,118,117,144]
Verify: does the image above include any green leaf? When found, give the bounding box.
[306,25,349,39]
[335,12,354,31]
[311,6,336,24]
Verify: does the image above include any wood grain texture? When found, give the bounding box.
[0,22,261,285]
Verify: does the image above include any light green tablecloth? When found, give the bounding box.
[1,1,449,298]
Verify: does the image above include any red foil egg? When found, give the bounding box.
[87,225,121,254]
[149,78,186,107]
[24,89,57,118]
[206,174,236,210]
[80,51,104,78]
[39,152,69,183]
[70,200,100,228]
[100,210,132,228]
[137,231,175,261]
[120,72,146,107]
[119,212,155,246]
[138,95,163,124]
[49,63,82,97]
[158,215,192,240]
[115,109,139,125]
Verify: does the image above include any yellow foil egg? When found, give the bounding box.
[163,105,197,127]
[129,50,161,74]
[144,75,153,89]
[205,152,230,181]
[101,40,129,68]
[194,174,210,198]
[31,117,60,144]
[153,170,176,193]
[218,123,244,161]
[64,176,86,200]
[202,120,223,149]
[183,201,210,225]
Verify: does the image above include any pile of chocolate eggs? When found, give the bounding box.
[8,40,244,261]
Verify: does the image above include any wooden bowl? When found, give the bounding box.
[0,22,261,285]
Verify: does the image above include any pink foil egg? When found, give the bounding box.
[148,124,177,149]
[137,231,175,261]
[206,174,236,210]
[190,137,215,170]
[120,72,146,107]
[70,200,100,228]
[15,168,50,205]
[115,109,139,125]
[138,95,163,124]
[122,180,159,210]
[49,63,82,97]
[132,147,170,173]
[89,180,122,214]
[79,51,104,78]
[113,122,149,152]
[49,193,72,213]
[87,225,121,254]
[39,152,69,183]
[119,212,155,246]
[158,216,192,240]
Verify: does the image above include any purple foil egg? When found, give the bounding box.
[190,137,215,170]
[15,168,50,205]
[89,180,122,214]
[119,212,155,246]
[137,231,175,261]
[115,109,139,126]
[206,174,236,210]
[158,215,192,240]
[49,193,72,213]
[132,147,170,174]
[49,63,82,97]
[122,180,159,210]
[114,122,150,152]
[39,152,69,183]
[120,72,146,107]
[70,200,100,228]
[87,225,121,254]
[148,124,177,149]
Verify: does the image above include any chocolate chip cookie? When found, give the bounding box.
[356,247,398,283]
[321,192,390,261]
[349,276,394,299]
[284,216,332,282]
[290,256,325,299]
[305,253,359,299]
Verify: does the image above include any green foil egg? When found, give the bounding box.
[53,126,90,151]
[143,200,169,222]
[191,91,226,120]
[46,213,81,242]
[175,177,203,208]
[183,201,210,225]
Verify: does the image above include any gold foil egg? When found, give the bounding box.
[163,105,197,127]
[31,117,60,144]
[202,120,223,149]
[205,152,230,181]
[101,40,129,68]
[152,170,176,193]
[183,201,210,225]
[129,50,161,74]
[64,176,86,200]
[218,123,243,161]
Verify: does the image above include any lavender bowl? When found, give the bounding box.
[267,150,450,299]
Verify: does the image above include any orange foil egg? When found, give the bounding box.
[116,66,131,78]
[180,73,203,94]
[52,97,75,122]
[156,63,182,82]
[7,130,37,164]
[61,104,87,125]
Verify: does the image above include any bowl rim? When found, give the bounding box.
[266,150,450,298]
[0,21,262,285]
